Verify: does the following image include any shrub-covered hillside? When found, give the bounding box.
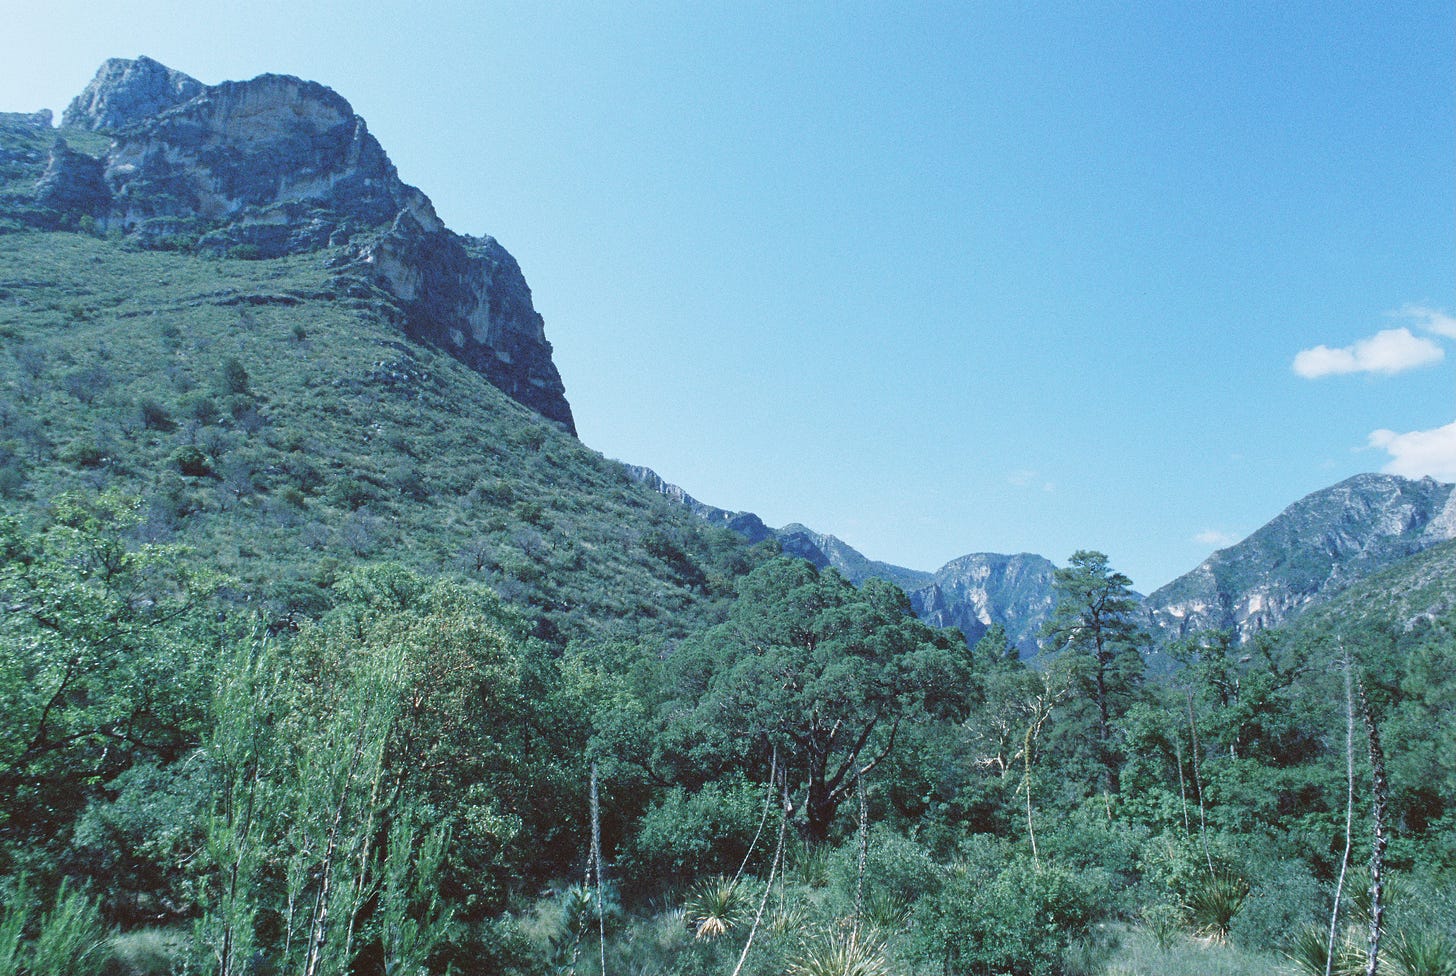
[0,230,768,644]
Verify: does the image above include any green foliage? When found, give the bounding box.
[0,493,212,878]
[622,776,770,888]
[0,879,112,976]
[907,851,1100,976]
[665,559,968,842]
[1286,924,1364,976]
[786,926,891,976]
[0,231,767,646]
[682,876,749,940]
[1384,927,1456,976]
[1183,868,1249,943]
[1041,549,1146,791]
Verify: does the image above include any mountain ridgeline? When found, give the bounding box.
[6,56,1452,657]
[631,465,1456,652]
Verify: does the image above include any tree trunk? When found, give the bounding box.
[1357,679,1387,976]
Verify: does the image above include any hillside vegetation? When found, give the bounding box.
[3,64,1456,976]
[0,231,765,644]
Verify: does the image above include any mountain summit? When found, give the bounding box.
[23,57,574,431]
[1143,473,1456,640]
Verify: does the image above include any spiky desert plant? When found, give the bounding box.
[1139,900,1184,952]
[1286,923,1363,976]
[786,926,891,976]
[1384,928,1456,976]
[684,876,748,940]
[1184,868,1249,942]
[861,890,910,933]
[769,899,813,937]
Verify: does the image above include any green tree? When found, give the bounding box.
[666,558,968,843]
[1041,550,1145,791]
[0,493,211,875]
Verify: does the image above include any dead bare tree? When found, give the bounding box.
[1356,678,1388,976]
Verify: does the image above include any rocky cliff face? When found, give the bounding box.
[1144,474,1456,640]
[16,58,574,432]
[908,553,1058,654]
[62,56,204,130]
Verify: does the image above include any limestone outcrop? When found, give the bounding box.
[32,58,575,432]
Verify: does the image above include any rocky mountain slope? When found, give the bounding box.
[632,466,1456,653]
[6,56,573,431]
[628,465,1056,653]
[1143,473,1456,640]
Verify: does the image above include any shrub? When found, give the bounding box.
[787,926,891,976]
[59,438,105,468]
[137,398,174,432]
[682,876,750,940]
[908,855,1099,976]
[1385,927,1456,976]
[621,776,770,889]
[1183,868,1249,943]
[171,446,211,478]
[217,357,249,396]
[1227,858,1322,952]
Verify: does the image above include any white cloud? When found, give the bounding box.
[1395,304,1456,339]
[1369,422,1456,482]
[1193,529,1237,548]
[1007,469,1054,492]
[1293,327,1444,378]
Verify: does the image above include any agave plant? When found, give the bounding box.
[1183,868,1249,943]
[1384,928,1456,976]
[786,926,891,976]
[683,876,748,940]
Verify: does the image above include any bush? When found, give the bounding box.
[1227,858,1322,952]
[137,398,174,432]
[908,854,1100,976]
[621,776,771,890]
[217,357,249,396]
[827,826,941,914]
[171,446,211,478]
[59,438,105,468]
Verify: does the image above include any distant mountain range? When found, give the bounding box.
[629,467,1456,654]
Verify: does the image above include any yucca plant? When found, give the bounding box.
[1138,900,1183,952]
[860,890,909,933]
[1183,868,1249,942]
[786,926,891,976]
[683,876,748,940]
[769,899,813,937]
[1384,928,1456,976]
[1285,923,1363,976]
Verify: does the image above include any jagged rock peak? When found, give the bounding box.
[34,57,577,433]
[62,56,204,130]
[102,70,436,235]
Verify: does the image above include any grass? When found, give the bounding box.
[1100,922,1286,976]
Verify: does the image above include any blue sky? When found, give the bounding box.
[4,2,1453,590]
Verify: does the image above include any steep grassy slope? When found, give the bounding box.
[0,230,767,642]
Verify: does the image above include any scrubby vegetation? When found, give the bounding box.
[3,228,1455,975]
